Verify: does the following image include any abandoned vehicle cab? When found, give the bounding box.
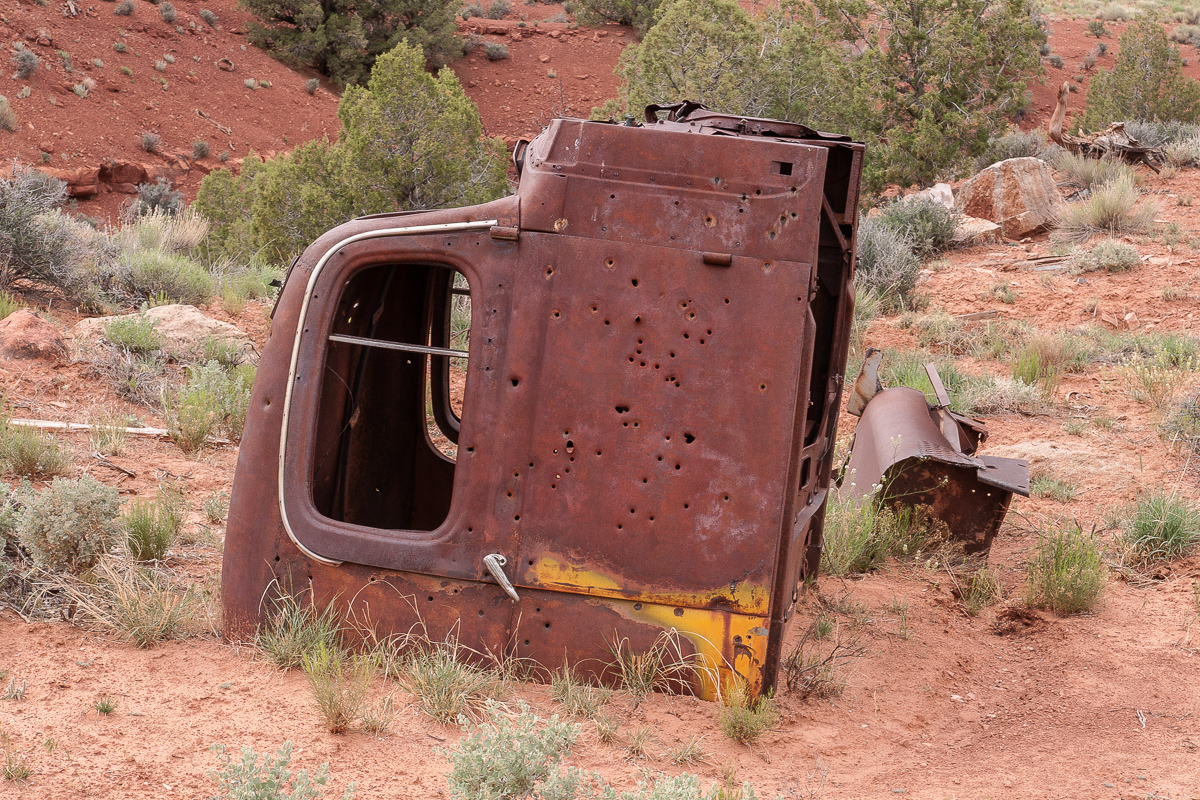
[222,104,865,698]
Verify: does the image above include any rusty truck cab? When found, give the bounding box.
[223,105,864,698]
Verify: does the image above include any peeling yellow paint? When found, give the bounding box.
[532,556,770,615]
[531,556,770,700]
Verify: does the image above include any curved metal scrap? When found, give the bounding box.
[843,386,1029,555]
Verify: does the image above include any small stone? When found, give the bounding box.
[38,141,55,154]
[539,54,550,63]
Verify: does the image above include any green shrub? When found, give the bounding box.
[0,165,90,291]
[118,250,215,305]
[305,77,319,94]
[123,491,183,561]
[11,50,39,79]
[208,742,356,800]
[114,0,133,14]
[1070,238,1140,272]
[196,43,508,265]
[574,0,662,31]
[441,700,582,800]
[486,0,511,17]
[482,42,509,60]
[0,97,16,134]
[14,476,122,574]
[1084,18,1200,130]
[973,129,1054,171]
[1122,119,1200,148]
[104,313,166,355]
[242,0,460,86]
[619,0,849,132]
[161,362,255,452]
[159,2,176,22]
[820,0,1044,189]
[854,217,920,311]
[200,8,218,26]
[1025,524,1107,614]
[129,178,184,218]
[192,140,210,160]
[1119,491,1200,566]
[0,421,71,479]
[877,197,960,257]
[140,131,161,153]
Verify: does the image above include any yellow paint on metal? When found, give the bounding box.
[530,556,769,700]
[532,556,770,615]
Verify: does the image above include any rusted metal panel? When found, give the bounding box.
[223,105,864,698]
[842,386,1030,555]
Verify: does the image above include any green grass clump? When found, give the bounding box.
[1161,391,1200,453]
[399,641,502,724]
[1025,524,1107,614]
[549,667,610,719]
[961,566,1002,615]
[1031,474,1077,502]
[162,361,255,452]
[0,421,71,479]
[48,560,194,647]
[1118,491,1200,566]
[123,489,183,562]
[0,292,23,321]
[605,630,699,698]
[104,313,166,355]
[302,643,374,734]
[1053,151,1134,191]
[1053,173,1156,244]
[256,592,342,670]
[718,679,777,745]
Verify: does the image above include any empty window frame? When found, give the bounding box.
[310,263,469,531]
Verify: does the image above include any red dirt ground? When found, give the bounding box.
[4,6,1200,800]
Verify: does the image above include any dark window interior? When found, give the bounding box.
[311,263,469,531]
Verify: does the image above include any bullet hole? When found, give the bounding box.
[615,406,629,414]
[511,378,520,387]
[631,278,639,287]
[684,433,695,444]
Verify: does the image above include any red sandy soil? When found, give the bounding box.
[4,6,1200,800]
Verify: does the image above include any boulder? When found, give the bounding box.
[72,304,253,356]
[955,157,1060,239]
[952,215,1003,245]
[903,182,954,209]
[0,310,69,363]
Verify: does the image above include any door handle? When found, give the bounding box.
[483,553,520,602]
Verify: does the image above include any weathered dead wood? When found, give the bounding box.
[1048,81,1166,173]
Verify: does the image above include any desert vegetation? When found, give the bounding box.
[3,0,1200,796]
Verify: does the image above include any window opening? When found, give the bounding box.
[311,263,470,531]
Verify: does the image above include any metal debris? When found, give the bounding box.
[222,103,866,699]
[842,362,1029,555]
